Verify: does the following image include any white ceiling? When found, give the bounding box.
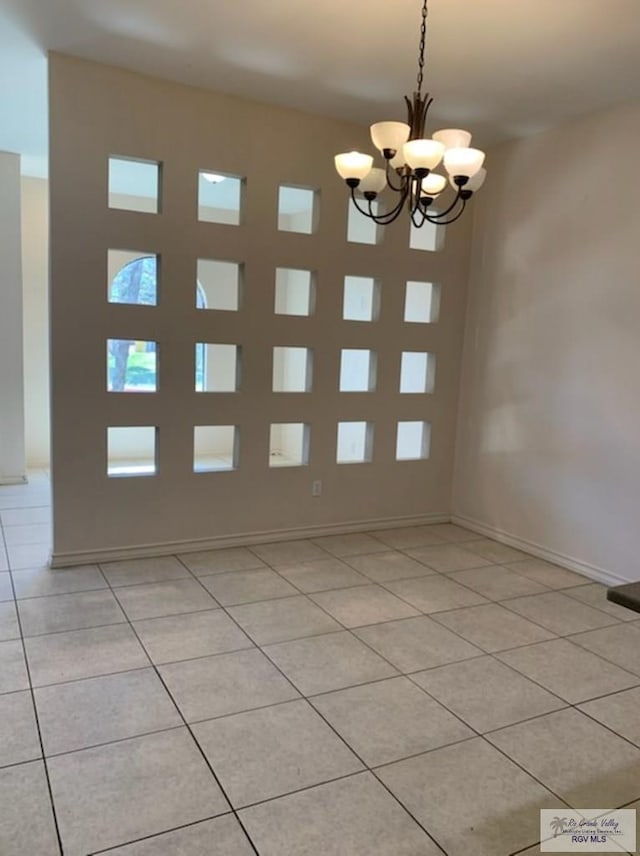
[1,0,640,177]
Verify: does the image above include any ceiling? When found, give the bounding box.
[1,0,639,177]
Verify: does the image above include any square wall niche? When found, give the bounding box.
[195,344,241,392]
[107,340,157,393]
[198,171,243,225]
[339,349,377,392]
[404,281,441,324]
[272,347,313,393]
[396,421,431,461]
[347,199,383,245]
[269,423,310,468]
[278,186,318,234]
[194,426,238,472]
[275,268,315,317]
[343,276,381,322]
[400,352,436,394]
[108,251,158,306]
[197,259,242,311]
[108,157,160,214]
[337,422,374,464]
[107,427,157,477]
[409,218,445,252]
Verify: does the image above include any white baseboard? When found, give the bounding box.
[50,511,450,568]
[0,475,28,486]
[451,512,631,587]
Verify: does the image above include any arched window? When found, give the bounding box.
[108,257,158,392]
[195,284,207,389]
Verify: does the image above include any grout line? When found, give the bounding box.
[6,568,65,856]
[6,526,638,853]
[102,562,261,856]
[87,812,235,855]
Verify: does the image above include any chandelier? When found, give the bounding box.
[334,0,486,227]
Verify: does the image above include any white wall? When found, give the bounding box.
[48,53,473,565]
[0,152,26,483]
[21,176,50,468]
[454,99,640,584]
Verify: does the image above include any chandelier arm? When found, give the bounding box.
[350,187,408,226]
[425,189,465,220]
[368,188,413,225]
[425,198,467,226]
[385,160,408,193]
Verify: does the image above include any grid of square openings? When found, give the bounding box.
[106,156,443,476]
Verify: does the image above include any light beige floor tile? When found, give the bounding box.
[463,537,529,564]
[194,699,363,807]
[48,728,228,856]
[277,558,369,592]
[310,585,420,628]
[228,595,340,645]
[487,708,640,808]
[240,772,441,855]
[311,532,388,557]
[6,542,51,570]
[0,601,19,640]
[385,575,489,613]
[406,543,493,573]
[566,583,640,621]
[448,565,549,600]
[354,615,483,672]
[371,526,446,549]
[11,564,107,599]
[199,568,297,605]
[264,631,398,696]
[178,547,266,576]
[413,656,566,732]
[0,691,41,767]
[99,556,190,587]
[569,623,640,676]
[0,493,51,511]
[378,737,563,856]
[0,639,29,693]
[434,603,556,652]
[0,573,13,602]
[428,523,477,542]
[251,539,329,565]
[133,609,252,664]
[312,676,473,766]
[0,506,51,526]
[0,761,59,856]
[103,816,255,855]
[496,638,640,703]
[504,591,619,635]
[3,523,51,546]
[25,623,150,687]
[35,668,181,755]
[579,687,640,746]
[505,559,588,589]
[115,579,217,621]
[0,548,7,572]
[346,551,436,583]
[18,589,125,637]
[159,648,299,721]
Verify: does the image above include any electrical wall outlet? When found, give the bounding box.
[312,480,322,497]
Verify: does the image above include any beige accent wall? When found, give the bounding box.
[0,152,26,483]
[454,99,640,584]
[21,177,50,469]
[49,53,473,565]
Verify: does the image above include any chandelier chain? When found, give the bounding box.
[416,0,429,94]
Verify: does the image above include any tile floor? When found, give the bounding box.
[1,475,639,855]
